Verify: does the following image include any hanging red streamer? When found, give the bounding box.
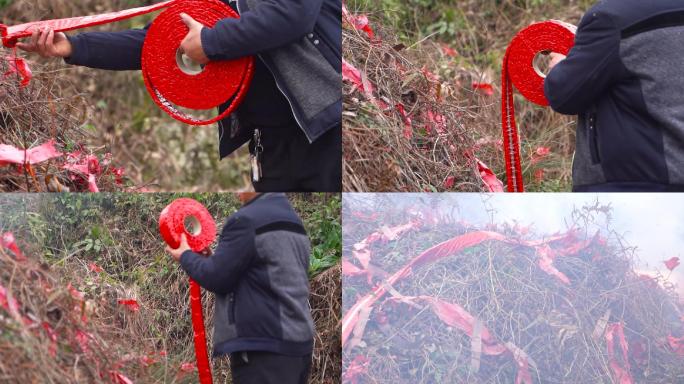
[3,55,32,87]
[159,198,216,384]
[501,21,576,192]
[1,0,254,126]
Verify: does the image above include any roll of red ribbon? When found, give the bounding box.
[1,0,254,126]
[159,198,217,252]
[159,198,217,384]
[501,21,576,192]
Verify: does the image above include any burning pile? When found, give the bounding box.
[342,209,684,383]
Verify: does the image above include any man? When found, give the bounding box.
[165,192,315,383]
[18,0,342,192]
[545,0,684,192]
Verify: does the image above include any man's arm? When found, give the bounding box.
[179,216,255,295]
[65,28,149,70]
[201,0,324,61]
[544,10,625,115]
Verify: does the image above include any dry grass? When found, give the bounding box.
[310,264,342,384]
[0,50,132,192]
[343,22,481,192]
[342,0,591,192]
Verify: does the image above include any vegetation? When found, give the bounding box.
[343,0,595,191]
[0,193,341,383]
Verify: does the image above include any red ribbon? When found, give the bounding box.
[501,21,576,192]
[476,158,504,192]
[605,322,634,384]
[63,153,103,192]
[3,54,32,87]
[1,0,254,126]
[341,4,374,40]
[159,198,217,384]
[1,232,27,261]
[0,139,62,166]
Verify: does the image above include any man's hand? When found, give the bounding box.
[180,13,210,65]
[16,28,73,58]
[166,233,192,263]
[548,52,567,71]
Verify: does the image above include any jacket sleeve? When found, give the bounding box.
[179,215,255,295]
[543,10,624,115]
[64,27,148,70]
[200,0,323,61]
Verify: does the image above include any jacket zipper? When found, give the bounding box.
[228,292,236,323]
[588,109,600,164]
[236,0,313,144]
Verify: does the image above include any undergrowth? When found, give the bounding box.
[343,0,597,192]
[0,193,341,383]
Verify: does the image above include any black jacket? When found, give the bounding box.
[180,193,315,357]
[544,0,684,192]
[65,0,342,158]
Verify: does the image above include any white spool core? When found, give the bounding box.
[176,48,204,76]
[184,215,202,236]
[532,51,553,79]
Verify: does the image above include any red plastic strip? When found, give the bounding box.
[110,371,134,384]
[117,299,140,312]
[1,0,253,126]
[3,54,32,87]
[665,257,680,271]
[0,284,34,326]
[536,244,570,284]
[342,4,374,40]
[1,232,27,261]
[501,21,576,192]
[342,260,366,277]
[395,103,412,139]
[189,278,211,382]
[0,1,175,45]
[667,335,684,357]
[0,139,62,166]
[159,198,216,384]
[475,158,504,192]
[63,154,102,193]
[342,354,369,384]
[349,221,419,272]
[42,321,58,357]
[605,322,634,384]
[472,82,494,96]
